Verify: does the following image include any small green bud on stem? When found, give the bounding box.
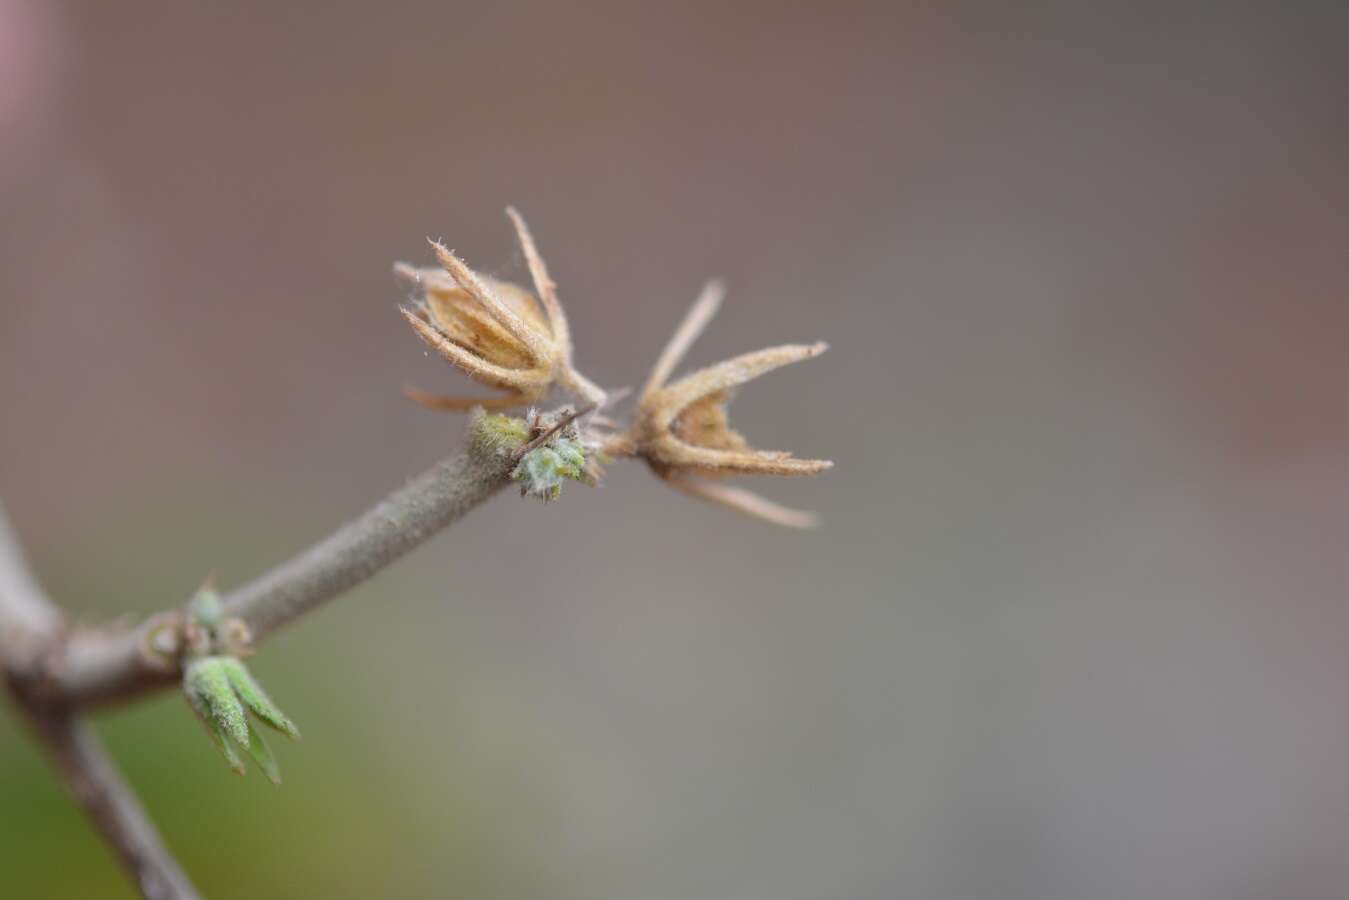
[180,584,299,783]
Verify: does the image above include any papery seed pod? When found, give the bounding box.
[623,281,832,528]
[398,262,559,407]
[397,209,605,412]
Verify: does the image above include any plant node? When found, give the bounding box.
[180,583,299,784]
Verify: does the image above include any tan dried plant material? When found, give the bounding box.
[396,209,604,412]
[620,281,832,527]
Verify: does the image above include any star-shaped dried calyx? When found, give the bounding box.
[616,281,832,527]
[396,208,605,412]
[180,584,300,784]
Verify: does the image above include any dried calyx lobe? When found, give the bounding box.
[619,280,832,527]
[395,208,605,413]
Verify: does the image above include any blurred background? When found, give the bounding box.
[2,2,1348,898]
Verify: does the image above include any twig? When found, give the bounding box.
[1,209,834,899]
[0,504,201,900]
[44,434,517,708]
[0,502,62,666]
[18,708,201,900]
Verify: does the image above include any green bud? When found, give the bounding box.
[188,583,224,629]
[220,657,300,739]
[245,727,282,785]
[183,655,299,782]
[202,713,247,776]
[186,657,249,747]
[553,438,586,478]
[513,437,591,501]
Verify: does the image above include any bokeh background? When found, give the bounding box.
[3,2,1348,898]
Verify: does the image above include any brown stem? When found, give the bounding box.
[43,428,516,708]
[16,705,201,900]
[0,505,201,900]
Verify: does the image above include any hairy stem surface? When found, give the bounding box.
[46,433,515,708]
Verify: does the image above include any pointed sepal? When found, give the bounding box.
[220,657,300,740]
